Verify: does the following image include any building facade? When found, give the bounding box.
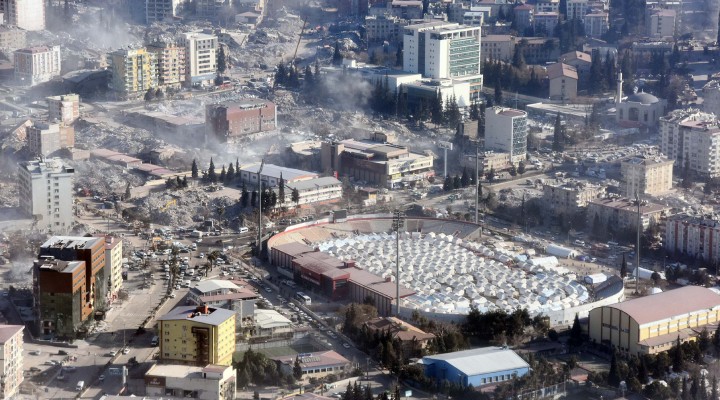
[620,156,673,196]
[179,32,218,86]
[0,26,26,50]
[583,13,609,38]
[18,158,75,232]
[34,258,89,338]
[5,0,44,30]
[145,364,236,400]
[14,45,61,86]
[46,94,80,124]
[237,163,318,187]
[617,92,666,129]
[273,351,352,380]
[542,180,605,217]
[647,9,676,38]
[565,0,588,20]
[665,213,720,264]
[146,0,183,22]
[0,325,24,399]
[148,40,186,89]
[284,177,343,206]
[483,107,528,163]
[659,108,720,178]
[589,286,720,355]
[587,197,670,234]
[547,62,578,101]
[206,100,277,142]
[533,12,559,35]
[107,47,158,98]
[27,122,75,157]
[365,15,410,44]
[158,305,236,366]
[421,347,530,387]
[403,22,482,79]
[702,80,720,117]
[104,235,123,299]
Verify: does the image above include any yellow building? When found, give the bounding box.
[104,235,123,299]
[158,305,236,366]
[620,156,674,197]
[588,286,720,355]
[107,47,158,99]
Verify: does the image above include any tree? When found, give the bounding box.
[395,45,403,67]
[620,254,627,278]
[509,163,517,177]
[291,188,300,207]
[227,162,235,182]
[651,271,661,286]
[219,165,226,182]
[217,45,227,74]
[568,314,583,347]
[608,350,621,387]
[293,355,303,380]
[699,327,711,353]
[460,168,470,187]
[191,159,198,179]
[155,88,164,99]
[253,391,260,400]
[241,185,249,208]
[332,41,343,66]
[552,113,564,151]
[494,76,503,105]
[672,336,684,372]
[278,173,285,204]
[443,175,452,192]
[144,87,155,102]
[682,159,693,189]
[712,376,718,400]
[208,158,217,183]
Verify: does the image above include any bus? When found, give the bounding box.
[295,292,311,305]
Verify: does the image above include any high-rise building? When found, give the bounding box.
[148,40,186,89]
[26,122,75,157]
[158,305,236,366]
[17,158,75,232]
[38,236,108,321]
[13,45,61,86]
[402,22,481,79]
[0,325,24,399]
[107,47,158,99]
[483,107,528,163]
[660,108,720,178]
[665,213,720,264]
[5,0,45,30]
[179,32,218,87]
[104,235,123,299]
[46,94,80,124]
[620,155,674,197]
[146,0,184,22]
[33,258,90,338]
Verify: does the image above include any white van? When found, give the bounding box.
[76,381,85,391]
[239,227,249,233]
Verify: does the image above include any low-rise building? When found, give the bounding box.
[583,12,609,38]
[542,179,605,218]
[665,213,720,264]
[145,364,236,400]
[620,155,673,196]
[284,176,343,206]
[589,286,720,355]
[188,280,257,322]
[365,15,410,44]
[26,122,75,157]
[159,305,236,366]
[46,94,80,124]
[273,351,351,381]
[14,45,61,86]
[0,325,24,399]
[238,163,318,187]
[364,317,435,356]
[253,308,293,338]
[616,92,667,129]
[459,151,512,172]
[559,51,592,80]
[547,62,578,101]
[206,100,277,142]
[421,347,530,387]
[104,235,123,300]
[587,197,670,234]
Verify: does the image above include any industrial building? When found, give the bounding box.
[665,213,720,265]
[420,347,530,387]
[145,364,236,400]
[17,158,75,232]
[14,46,61,86]
[620,156,674,196]
[588,286,720,355]
[206,99,277,141]
[158,305,236,366]
[0,325,24,399]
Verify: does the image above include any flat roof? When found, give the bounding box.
[158,305,235,326]
[273,242,316,257]
[39,259,85,274]
[240,163,318,181]
[587,197,669,214]
[422,347,530,377]
[146,363,231,379]
[41,236,103,250]
[606,286,720,325]
[272,350,350,369]
[0,325,23,343]
[193,279,240,294]
[286,177,342,191]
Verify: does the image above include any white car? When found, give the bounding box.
[122,348,130,355]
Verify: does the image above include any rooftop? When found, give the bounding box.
[146,363,232,380]
[547,62,578,80]
[193,279,241,294]
[626,92,661,105]
[587,197,669,214]
[254,308,292,329]
[622,156,673,167]
[365,317,436,342]
[272,350,350,369]
[560,51,592,64]
[41,236,103,250]
[489,106,527,118]
[38,259,85,274]
[273,242,317,257]
[0,325,23,343]
[240,163,318,182]
[158,305,235,326]
[421,346,530,376]
[285,176,342,192]
[20,158,74,175]
[607,286,720,325]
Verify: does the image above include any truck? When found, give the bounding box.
[189,230,204,239]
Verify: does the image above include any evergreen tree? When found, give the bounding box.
[396,88,407,118]
[443,175,452,191]
[672,336,684,372]
[494,76,503,105]
[275,62,287,87]
[620,254,628,278]
[208,158,217,183]
[714,324,720,350]
[431,91,444,125]
[332,41,343,66]
[512,45,526,69]
[291,188,300,207]
[304,65,314,85]
[589,52,604,94]
[568,314,583,347]
[293,356,303,380]
[638,356,648,384]
[517,160,526,175]
[219,165,226,182]
[509,163,517,177]
[241,186,249,208]
[682,377,690,400]
[682,159,694,189]
[182,175,188,188]
[278,173,285,204]
[469,102,480,120]
[712,376,718,400]
[217,45,227,74]
[395,45,403,67]
[251,190,258,207]
[444,94,461,128]
[453,175,461,190]
[460,167,470,187]
[144,87,155,102]
[227,162,235,182]
[155,88,164,99]
[253,391,260,400]
[608,350,621,387]
[191,159,198,179]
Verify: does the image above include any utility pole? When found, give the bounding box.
[475,140,480,225]
[392,210,404,317]
[635,190,641,294]
[256,159,265,257]
[438,141,453,180]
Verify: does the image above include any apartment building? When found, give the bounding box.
[145,364,237,400]
[146,0,184,22]
[659,108,720,178]
[46,94,80,124]
[583,12,609,38]
[566,0,588,20]
[620,156,674,196]
[484,107,528,163]
[542,179,605,217]
[107,47,158,99]
[14,45,61,86]
[534,0,559,13]
[648,8,676,38]
[665,213,720,264]
[158,305,236,366]
[559,51,592,80]
[33,258,90,338]
[104,235,123,299]
[147,40,186,89]
[205,99,277,142]
[480,35,560,64]
[0,325,24,399]
[534,12,559,35]
[5,0,44,30]
[27,122,75,157]
[547,62,578,101]
[513,4,534,32]
[403,22,481,79]
[365,14,409,44]
[702,80,720,118]
[179,32,218,87]
[587,197,670,233]
[0,26,26,50]
[39,236,108,317]
[589,286,720,355]
[17,158,75,232]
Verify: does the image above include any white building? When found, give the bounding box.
[145,364,236,400]
[238,163,318,187]
[402,21,482,79]
[146,0,183,22]
[46,94,80,124]
[702,80,720,118]
[284,176,343,206]
[365,15,409,44]
[179,32,218,87]
[484,107,528,163]
[665,214,720,264]
[616,92,666,129]
[188,279,257,322]
[0,325,24,400]
[660,108,720,178]
[583,13,609,38]
[5,0,44,31]
[620,155,674,196]
[566,0,588,20]
[104,235,123,299]
[14,45,61,86]
[534,12,559,35]
[648,9,676,38]
[18,158,75,232]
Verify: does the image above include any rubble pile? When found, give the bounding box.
[75,121,162,155]
[73,160,145,197]
[133,189,242,228]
